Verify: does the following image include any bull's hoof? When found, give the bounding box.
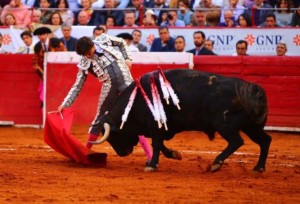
[172,150,182,160]
[211,161,223,172]
[144,166,157,172]
[253,166,265,173]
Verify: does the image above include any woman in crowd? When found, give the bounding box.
[55,0,74,26]
[237,13,251,27]
[48,11,64,25]
[177,0,193,26]
[274,0,293,26]
[105,15,116,27]
[290,4,300,27]
[4,13,17,26]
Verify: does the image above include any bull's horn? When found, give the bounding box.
[89,123,110,144]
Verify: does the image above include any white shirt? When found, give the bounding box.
[21,0,35,7]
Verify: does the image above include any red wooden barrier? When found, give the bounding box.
[1,54,299,131]
[194,56,300,129]
[0,54,42,125]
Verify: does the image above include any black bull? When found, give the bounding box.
[91,69,272,172]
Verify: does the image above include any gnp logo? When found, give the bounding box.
[293,34,300,46]
[244,34,283,46]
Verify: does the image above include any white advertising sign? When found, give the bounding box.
[4,26,300,56]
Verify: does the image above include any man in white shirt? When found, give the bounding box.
[17,31,35,54]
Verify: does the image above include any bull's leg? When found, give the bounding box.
[144,138,163,172]
[212,131,244,172]
[161,144,182,160]
[243,127,272,172]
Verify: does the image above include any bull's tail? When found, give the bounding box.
[236,81,268,126]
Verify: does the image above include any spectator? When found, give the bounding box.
[261,13,281,27]
[90,25,106,40]
[243,0,255,8]
[132,29,147,52]
[187,31,216,55]
[32,42,45,110]
[274,0,293,26]
[192,0,225,9]
[0,0,32,28]
[17,31,35,54]
[32,9,42,24]
[218,10,237,27]
[28,9,43,32]
[153,0,170,26]
[144,0,155,8]
[223,0,244,7]
[75,0,95,25]
[76,10,90,25]
[55,0,75,26]
[78,0,93,17]
[33,26,52,52]
[105,15,116,27]
[77,0,104,9]
[237,13,251,27]
[177,0,194,26]
[0,33,8,53]
[60,25,77,51]
[276,41,287,56]
[150,26,176,52]
[47,12,64,25]
[91,0,125,26]
[174,35,186,52]
[244,0,273,26]
[235,40,248,55]
[127,0,145,26]
[220,0,245,23]
[204,39,214,51]
[143,9,157,26]
[21,0,35,7]
[33,0,56,7]
[4,13,17,26]
[290,4,300,27]
[66,0,80,14]
[160,9,186,26]
[191,10,209,26]
[39,0,54,24]
[49,37,68,51]
[197,0,221,26]
[123,10,138,27]
[116,32,139,52]
[115,0,130,8]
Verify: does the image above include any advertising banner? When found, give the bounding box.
[3,26,300,56]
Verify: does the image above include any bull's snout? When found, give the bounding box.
[116,146,134,157]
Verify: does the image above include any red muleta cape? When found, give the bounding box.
[43,108,107,167]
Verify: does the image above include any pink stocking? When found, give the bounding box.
[138,135,152,161]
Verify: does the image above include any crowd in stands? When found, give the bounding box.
[0,0,297,56]
[0,0,299,28]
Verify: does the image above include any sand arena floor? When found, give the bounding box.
[0,126,299,203]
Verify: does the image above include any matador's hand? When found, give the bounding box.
[125,59,132,69]
[58,105,64,113]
